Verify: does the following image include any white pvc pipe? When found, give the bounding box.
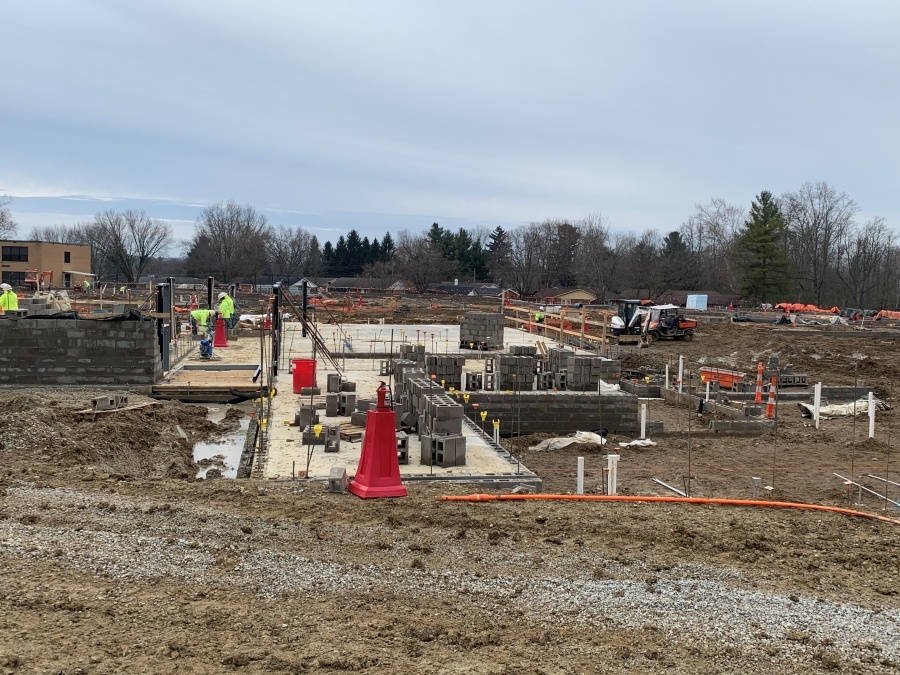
[814,382,822,430]
[607,454,619,495]
[678,356,684,394]
[640,403,647,439]
[665,364,669,389]
[705,381,710,402]
[493,424,499,445]
[576,457,584,495]
[869,391,875,439]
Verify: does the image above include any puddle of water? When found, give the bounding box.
[194,404,253,479]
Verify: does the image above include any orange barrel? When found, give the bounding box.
[291,359,316,393]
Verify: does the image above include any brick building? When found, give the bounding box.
[0,240,92,289]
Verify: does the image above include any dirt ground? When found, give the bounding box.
[2,321,900,674]
[511,399,899,509]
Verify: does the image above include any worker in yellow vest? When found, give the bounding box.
[0,284,18,312]
[190,308,213,334]
[217,292,236,329]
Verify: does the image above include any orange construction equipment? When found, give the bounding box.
[754,362,763,403]
[699,367,746,390]
[765,375,777,418]
[435,494,900,526]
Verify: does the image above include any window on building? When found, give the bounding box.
[1,246,28,262]
[64,251,71,264]
[63,273,72,288]
[1,271,26,285]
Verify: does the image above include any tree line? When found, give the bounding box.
[17,182,898,309]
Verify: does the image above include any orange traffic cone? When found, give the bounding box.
[765,375,777,418]
[754,362,763,404]
[213,317,229,347]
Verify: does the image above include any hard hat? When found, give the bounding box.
[218,292,227,299]
[0,283,11,291]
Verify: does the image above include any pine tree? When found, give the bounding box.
[381,232,395,261]
[736,191,790,303]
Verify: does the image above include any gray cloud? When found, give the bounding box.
[2,0,898,235]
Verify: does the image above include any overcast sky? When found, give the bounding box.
[2,1,898,243]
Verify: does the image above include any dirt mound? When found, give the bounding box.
[0,393,227,480]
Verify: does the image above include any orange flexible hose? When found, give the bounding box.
[436,494,900,525]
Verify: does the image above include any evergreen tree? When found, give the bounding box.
[322,240,335,275]
[345,230,363,273]
[736,191,790,303]
[381,232,395,261]
[332,235,349,275]
[369,237,381,265]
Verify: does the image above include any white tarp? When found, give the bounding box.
[686,294,708,311]
[797,397,889,420]
[530,431,607,451]
[619,439,657,447]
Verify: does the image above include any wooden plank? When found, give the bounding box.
[74,401,160,417]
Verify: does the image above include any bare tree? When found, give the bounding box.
[188,201,271,282]
[837,217,893,308]
[268,225,311,281]
[782,181,858,305]
[679,198,744,291]
[29,224,80,243]
[93,210,173,282]
[506,224,543,296]
[393,231,455,293]
[361,260,396,290]
[573,212,622,301]
[0,195,17,239]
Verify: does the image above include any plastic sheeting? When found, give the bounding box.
[685,294,708,310]
[530,431,607,451]
[797,397,890,420]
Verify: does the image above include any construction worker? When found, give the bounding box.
[120,285,126,294]
[83,280,91,290]
[190,307,213,334]
[534,309,545,333]
[217,291,236,329]
[0,284,18,312]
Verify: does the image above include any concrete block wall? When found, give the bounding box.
[465,390,638,435]
[0,318,161,385]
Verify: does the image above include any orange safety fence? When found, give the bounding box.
[873,310,900,321]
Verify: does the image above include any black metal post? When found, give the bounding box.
[272,282,282,376]
[207,276,214,310]
[301,280,308,338]
[156,282,171,372]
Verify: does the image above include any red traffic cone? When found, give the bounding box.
[754,361,763,404]
[349,383,407,498]
[213,317,229,347]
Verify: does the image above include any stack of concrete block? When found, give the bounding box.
[396,376,443,430]
[327,373,341,393]
[420,430,467,468]
[338,392,356,416]
[459,311,504,348]
[295,405,319,427]
[549,347,575,374]
[15,297,55,317]
[497,355,535,390]
[350,399,373,426]
[422,393,464,435]
[425,355,465,389]
[465,372,483,391]
[399,343,426,367]
[508,344,537,356]
[325,393,339,416]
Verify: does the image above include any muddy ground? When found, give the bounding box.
[2,321,900,674]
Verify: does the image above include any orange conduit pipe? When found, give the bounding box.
[436,494,900,526]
